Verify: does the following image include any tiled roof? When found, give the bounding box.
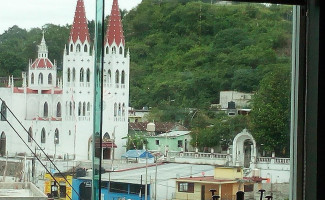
[105,0,125,46]
[69,0,90,44]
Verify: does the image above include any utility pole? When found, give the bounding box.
[145,148,148,200]
[155,156,158,200]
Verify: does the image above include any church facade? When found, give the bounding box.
[0,0,129,161]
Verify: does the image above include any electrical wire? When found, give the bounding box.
[0,98,80,199]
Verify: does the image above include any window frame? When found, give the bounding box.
[178,182,194,193]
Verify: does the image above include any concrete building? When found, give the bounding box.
[0,182,47,200]
[0,0,129,161]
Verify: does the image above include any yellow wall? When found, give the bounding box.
[44,173,72,200]
[214,167,243,180]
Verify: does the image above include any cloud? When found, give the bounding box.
[0,0,141,34]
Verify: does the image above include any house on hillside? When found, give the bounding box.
[146,130,194,155]
[174,166,244,200]
[128,121,188,136]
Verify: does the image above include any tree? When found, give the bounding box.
[248,65,291,157]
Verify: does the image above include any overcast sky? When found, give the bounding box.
[0,0,142,35]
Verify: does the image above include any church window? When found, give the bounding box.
[39,73,43,84]
[0,101,6,121]
[72,68,76,82]
[103,69,107,83]
[103,132,110,140]
[80,68,84,82]
[70,44,73,52]
[54,129,59,144]
[87,102,91,116]
[114,103,117,117]
[78,102,82,116]
[57,102,61,117]
[67,68,71,82]
[69,102,73,116]
[76,44,81,52]
[48,73,52,85]
[44,102,48,118]
[115,70,119,84]
[84,44,88,52]
[31,73,34,84]
[83,102,86,116]
[41,128,46,143]
[112,47,116,54]
[0,132,6,156]
[28,127,33,143]
[86,68,90,82]
[108,70,111,83]
[122,103,125,116]
[121,71,125,84]
[119,47,123,55]
[106,46,109,54]
[118,103,121,116]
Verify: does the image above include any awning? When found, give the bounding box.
[95,141,117,148]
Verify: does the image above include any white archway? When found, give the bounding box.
[232,128,257,168]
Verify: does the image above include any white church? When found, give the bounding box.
[0,0,129,161]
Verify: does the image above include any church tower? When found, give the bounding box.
[60,0,129,160]
[102,0,130,160]
[28,32,57,89]
[61,0,95,160]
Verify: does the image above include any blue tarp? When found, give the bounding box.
[121,150,154,159]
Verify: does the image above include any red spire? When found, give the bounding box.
[69,0,90,44]
[105,0,125,46]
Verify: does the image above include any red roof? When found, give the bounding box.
[31,58,53,69]
[69,0,90,44]
[177,176,238,183]
[105,0,125,46]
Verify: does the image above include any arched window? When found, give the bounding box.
[44,102,48,118]
[122,103,125,116]
[115,70,119,84]
[54,129,59,144]
[67,68,71,82]
[41,128,46,143]
[28,127,33,142]
[38,73,43,84]
[56,102,61,117]
[119,47,123,54]
[78,102,82,116]
[114,103,117,117]
[70,44,73,52]
[1,101,6,121]
[103,132,110,140]
[48,73,52,85]
[31,73,34,84]
[76,44,81,52]
[103,69,107,83]
[106,46,109,54]
[83,102,86,116]
[72,68,76,82]
[80,68,84,82]
[69,102,73,116]
[86,69,90,82]
[121,71,125,84]
[118,103,121,116]
[0,132,6,156]
[108,70,111,83]
[87,102,90,116]
[84,44,88,52]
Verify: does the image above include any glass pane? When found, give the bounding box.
[0,0,299,200]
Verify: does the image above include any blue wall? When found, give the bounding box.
[72,178,151,200]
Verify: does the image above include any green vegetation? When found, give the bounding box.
[0,1,292,156]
